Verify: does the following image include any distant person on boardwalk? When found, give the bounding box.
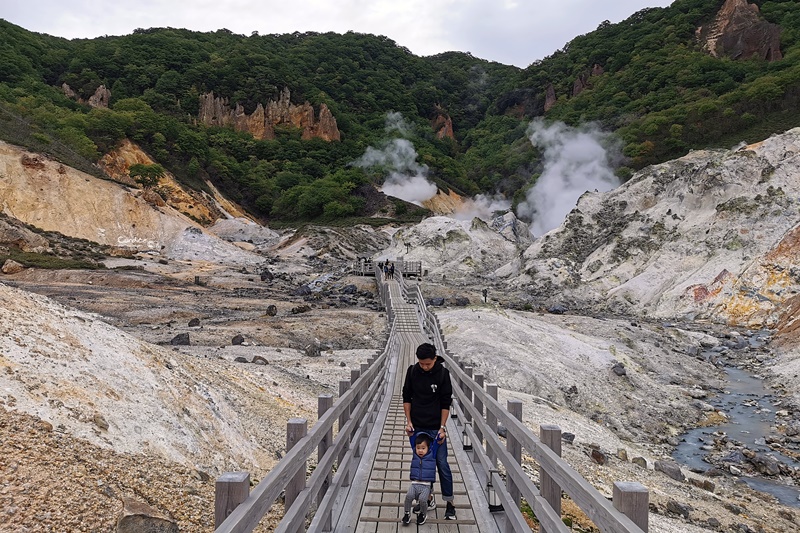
[402,432,439,525]
[389,262,395,278]
[383,262,389,279]
[402,342,457,520]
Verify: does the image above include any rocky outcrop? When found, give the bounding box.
[381,213,530,281]
[697,0,782,61]
[88,85,111,108]
[544,83,557,113]
[572,64,605,97]
[0,140,262,264]
[98,139,226,225]
[431,105,455,140]
[503,128,800,328]
[198,88,340,141]
[0,217,50,253]
[61,83,111,108]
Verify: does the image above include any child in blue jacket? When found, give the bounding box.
[402,432,439,525]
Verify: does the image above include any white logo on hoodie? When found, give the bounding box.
[431,384,438,393]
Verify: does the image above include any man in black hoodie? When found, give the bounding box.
[402,342,456,520]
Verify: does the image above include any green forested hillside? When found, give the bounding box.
[0,0,798,223]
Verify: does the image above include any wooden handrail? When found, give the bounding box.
[276,362,390,532]
[216,269,647,533]
[447,360,645,532]
[415,290,647,533]
[214,273,398,533]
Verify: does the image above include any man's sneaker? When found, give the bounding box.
[401,512,410,525]
[412,497,435,513]
[416,512,427,525]
[445,502,456,520]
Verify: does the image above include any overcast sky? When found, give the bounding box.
[3,1,674,68]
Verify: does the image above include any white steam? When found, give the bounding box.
[355,112,511,218]
[354,137,437,206]
[355,112,435,205]
[518,119,620,237]
[452,194,511,221]
[384,111,414,136]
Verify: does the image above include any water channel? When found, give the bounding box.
[673,366,800,507]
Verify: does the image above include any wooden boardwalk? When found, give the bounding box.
[213,270,648,533]
[341,279,493,532]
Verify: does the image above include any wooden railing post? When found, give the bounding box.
[463,366,473,423]
[318,394,334,531]
[350,369,361,414]
[214,472,250,528]
[507,399,523,508]
[473,373,484,463]
[613,482,649,532]
[285,418,308,513]
[450,355,461,419]
[540,424,562,532]
[486,383,498,466]
[338,378,351,481]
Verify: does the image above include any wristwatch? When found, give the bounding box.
[440,425,446,431]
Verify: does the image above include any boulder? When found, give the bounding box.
[341,284,357,295]
[666,499,692,519]
[293,285,312,297]
[590,449,607,465]
[304,342,321,357]
[232,334,245,346]
[1,259,24,275]
[751,452,781,476]
[655,460,686,481]
[169,333,190,346]
[266,305,278,316]
[188,318,200,327]
[141,189,166,207]
[116,497,177,533]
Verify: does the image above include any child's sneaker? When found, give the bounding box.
[413,497,435,513]
[401,512,411,525]
[416,511,427,525]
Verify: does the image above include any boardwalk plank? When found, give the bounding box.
[349,277,498,533]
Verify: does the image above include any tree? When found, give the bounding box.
[129,163,165,189]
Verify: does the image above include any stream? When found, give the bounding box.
[673,366,800,507]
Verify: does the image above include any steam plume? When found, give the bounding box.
[354,112,511,217]
[353,112,436,205]
[517,119,620,237]
[453,194,511,221]
[354,137,437,206]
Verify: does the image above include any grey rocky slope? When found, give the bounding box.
[498,129,800,330]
